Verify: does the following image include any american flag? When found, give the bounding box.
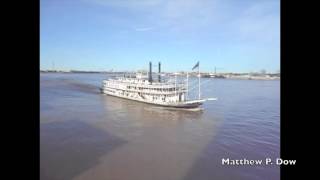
[192,61,199,70]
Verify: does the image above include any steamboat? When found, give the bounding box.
[101,62,216,109]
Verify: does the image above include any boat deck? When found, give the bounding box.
[102,90,212,109]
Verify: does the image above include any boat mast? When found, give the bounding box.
[158,62,161,82]
[175,73,177,98]
[149,61,152,84]
[198,62,201,100]
[186,72,189,100]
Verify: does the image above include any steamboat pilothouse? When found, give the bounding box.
[101,62,216,109]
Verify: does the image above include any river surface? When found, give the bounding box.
[40,73,280,180]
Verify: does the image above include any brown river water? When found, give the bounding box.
[40,73,280,180]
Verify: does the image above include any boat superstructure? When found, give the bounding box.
[101,62,216,109]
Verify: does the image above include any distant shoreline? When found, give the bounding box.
[40,71,280,80]
[40,70,123,74]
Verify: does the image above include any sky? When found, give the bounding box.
[40,0,280,73]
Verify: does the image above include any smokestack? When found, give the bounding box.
[158,62,161,82]
[149,61,152,83]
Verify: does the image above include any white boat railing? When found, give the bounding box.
[105,80,186,89]
[104,86,187,95]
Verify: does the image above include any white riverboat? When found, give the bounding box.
[101,62,216,109]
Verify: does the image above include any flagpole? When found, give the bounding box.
[186,72,189,100]
[198,62,200,100]
[175,73,177,98]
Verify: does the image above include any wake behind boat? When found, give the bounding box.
[101,62,216,109]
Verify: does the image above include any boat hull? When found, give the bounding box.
[101,90,203,109]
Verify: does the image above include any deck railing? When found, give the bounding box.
[104,86,187,95]
[104,79,186,89]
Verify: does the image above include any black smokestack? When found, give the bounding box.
[158,62,161,82]
[149,61,152,83]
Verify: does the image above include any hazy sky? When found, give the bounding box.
[40,0,280,73]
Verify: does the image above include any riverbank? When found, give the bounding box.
[40,70,280,80]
